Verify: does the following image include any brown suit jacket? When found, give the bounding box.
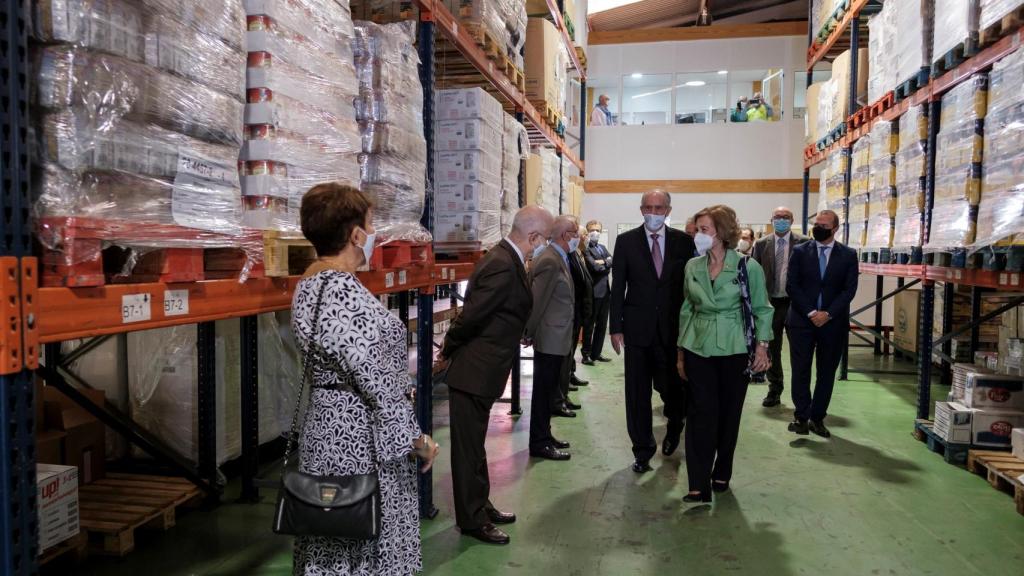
[525,244,575,356]
[442,240,533,399]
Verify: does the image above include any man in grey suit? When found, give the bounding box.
[525,216,579,461]
[751,206,809,407]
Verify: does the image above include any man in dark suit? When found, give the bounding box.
[609,190,697,473]
[785,209,859,439]
[567,225,594,400]
[525,216,579,461]
[751,206,809,407]
[583,219,613,364]
[440,205,554,545]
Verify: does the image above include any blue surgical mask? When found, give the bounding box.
[568,237,580,252]
[643,213,666,232]
[773,218,792,234]
[532,239,548,260]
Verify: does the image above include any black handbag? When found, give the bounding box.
[273,276,382,539]
[737,256,768,383]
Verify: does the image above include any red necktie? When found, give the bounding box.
[651,233,663,278]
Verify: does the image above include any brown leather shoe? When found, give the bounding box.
[462,523,510,545]
[487,508,516,525]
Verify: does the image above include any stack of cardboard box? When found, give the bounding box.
[36,463,80,552]
[937,372,1024,448]
[37,382,106,486]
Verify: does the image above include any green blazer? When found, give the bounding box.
[677,249,774,357]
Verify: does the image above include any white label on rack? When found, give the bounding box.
[946,271,953,280]
[1000,273,1009,285]
[164,290,189,316]
[954,270,963,281]
[122,294,152,324]
[441,268,449,280]
[399,270,408,285]
[385,272,395,289]
[1012,274,1021,286]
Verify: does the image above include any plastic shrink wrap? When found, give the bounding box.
[434,88,504,250]
[354,20,430,243]
[127,313,299,466]
[242,0,361,231]
[848,137,870,248]
[865,120,896,249]
[894,0,935,86]
[867,1,897,103]
[926,74,988,252]
[500,113,529,237]
[30,1,260,283]
[933,0,980,64]
[974,47,1024,250]
[980,0,1024,30]
[893,106,928,252]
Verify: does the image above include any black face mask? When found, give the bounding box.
[812,225,833,242]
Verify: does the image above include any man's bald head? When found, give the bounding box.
[550,215,580,253]
[772,206,794,221]
[511,205,554,239]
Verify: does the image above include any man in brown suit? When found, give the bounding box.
[525,216,579,462]
[439,205,554,546]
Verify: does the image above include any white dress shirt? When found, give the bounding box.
[591,107,608,127]
[809,239,836,315]
[772,231,793,298]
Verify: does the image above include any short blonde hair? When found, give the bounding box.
[694,205,741,250]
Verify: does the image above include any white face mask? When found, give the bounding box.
[588,231,600,243]
[357,228,376,265]
[737,239,751,253]
[643,213,666,232]
[568,237,580,253]
[531,237,548,260]
[694,232,716,255]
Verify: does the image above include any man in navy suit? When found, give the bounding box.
[785,209,859,439]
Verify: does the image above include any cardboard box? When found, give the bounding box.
[934,401,975,444]
[44,387,107,485]
[963,373,1024,410]
[1012,428,1024,460]
[36,430,66,465]
[436,88,504,126]
[525,18,559,105]
[972,409,1024,448]
[36,464,79,552]
[894,289,921,353]
[434,211,501,243]
[436,119,503,152]
[435,150,501,183]
[435,181,501,212]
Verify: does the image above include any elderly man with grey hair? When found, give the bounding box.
[609,190,697,473]
[440,204,554,545]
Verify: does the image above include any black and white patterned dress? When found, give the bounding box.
[291,270,422,575]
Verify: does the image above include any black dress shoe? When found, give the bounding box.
[712,481,730,493]
[530,446,571,460]
[552,406,577,418]
[570,374,589,387]
[762,394,781,408]
[568,384,580,392]
[662,430,681,456]
[809,420,831,438]
[565,400,582,410]
[581,358,595,366]
[552,438,571,449]
[487,509,516,525]
[788,419,809,435]
[631,459,653,473]
[682,491,712,503]
[595,356,612,363]
[462,523,510,545]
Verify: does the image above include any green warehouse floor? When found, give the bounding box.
[59,347,1024,576]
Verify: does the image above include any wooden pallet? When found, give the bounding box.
[979,6,1024,47]
[913,419,971,465]
[866,91,896,121]
[39,531,87,567]
[262,231,316,277]
[895,68,931,102]
[530,99,560,129]
[78,473,203,557]
[967,450,1024,516]
[435,248,486,264]
[39,217,264,287]
[461,24,526,92]
[932,37,980,78]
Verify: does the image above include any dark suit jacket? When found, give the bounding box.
[785,240,859,329]
[610,226,696,348]
[584,242,612,298]
[751,232,809,296]
[569,250,594,326]
[443,240,532,399]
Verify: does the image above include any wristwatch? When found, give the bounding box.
[757,341,770,349]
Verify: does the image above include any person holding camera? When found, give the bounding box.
[676,205,773,504]
[746,93,769,122]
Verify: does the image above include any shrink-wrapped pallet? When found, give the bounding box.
[500,113,529,237]
[980,0,1024,31]
[933,0,980,63]
[893,106,929,252]
[865,120,896,250]
[927,74,989,251]
[867,1,898,103]
[974,47,1024,249]
[353,20,430,243]
[848,137,870,248]
[894,0,935,85]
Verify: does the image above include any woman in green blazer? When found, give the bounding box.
[677,205,774,503]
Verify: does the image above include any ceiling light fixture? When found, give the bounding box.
[631,73,643,79]
[718,70,728,75]
[685,80,707,87]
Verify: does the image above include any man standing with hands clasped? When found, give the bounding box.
[583,220,613,365]
[610,191,696,473]
[751,206,808,408]
[785,210,859,439]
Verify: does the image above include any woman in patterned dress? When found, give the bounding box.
[291,183,439,575]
